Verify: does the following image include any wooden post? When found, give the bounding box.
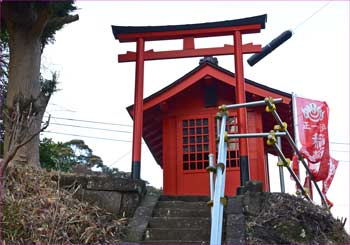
[234,31,250,186]
[131,38,145,179]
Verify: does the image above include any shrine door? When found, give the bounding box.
[176,111,241,196]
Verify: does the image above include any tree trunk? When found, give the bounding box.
[3,5,50,166]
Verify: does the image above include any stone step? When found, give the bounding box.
[144,228,210,242]
[156,200,210,209]
[159,195,210,202]
[149,217,211,229]
[153,207,211,218]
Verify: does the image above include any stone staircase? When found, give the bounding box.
[129,195,213,244]
[125,181,267,244]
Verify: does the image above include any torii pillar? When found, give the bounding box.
[233,31,250,186]
[112,14,267,184]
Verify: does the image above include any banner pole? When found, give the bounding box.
[292,93,313,199]
[291,92,302,193]
[291,93,299,149]
[276,129,285,193]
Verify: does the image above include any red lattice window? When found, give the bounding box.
[216,116,240,168]
[182,118,210,171]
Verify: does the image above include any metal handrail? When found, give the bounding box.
[219,98,283,110]
[219,97,328,207]
[227,131,287,139]
[208,97,329,244]
[209,113,228,245]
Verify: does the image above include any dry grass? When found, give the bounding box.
[245,192,350,244]
[2,164,128,244]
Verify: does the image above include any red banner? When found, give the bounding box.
[295,96,338,206]
[322,157,338,193]
[295,96,330,180]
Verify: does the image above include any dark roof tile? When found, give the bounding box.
[112,14,267,38]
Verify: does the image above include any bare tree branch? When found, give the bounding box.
[1,114,50,170]
[48,14,79,26]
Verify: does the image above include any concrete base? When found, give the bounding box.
[227,180,263,244]
[54,174,146,217]
[126,193,160,242]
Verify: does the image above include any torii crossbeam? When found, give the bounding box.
[111,14,267,187]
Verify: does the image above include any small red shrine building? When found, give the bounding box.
[127,57,295,196]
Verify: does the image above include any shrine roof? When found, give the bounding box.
[139,60,291,106]
[112,14,267,42]
[126,60,295,166]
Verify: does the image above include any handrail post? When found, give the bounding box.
[276,129,285,193]
[267,133,311,201]
[210,113,227,245]
[209,153,215,205]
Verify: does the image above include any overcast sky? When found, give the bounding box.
[40,1,349,232]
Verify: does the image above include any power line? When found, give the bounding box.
[330,142,350,145]
[49,103,76,113]
[42,117,350,148]
[292,0,333,32]
[49,122,132,134]
[44,116,133,127]
[330,149,350,153]
[110,150,132,166]
[42,131,133,142]
[43,126,350,147]
[43,118,349,145]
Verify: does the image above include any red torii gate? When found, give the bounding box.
[112,14,267,188]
